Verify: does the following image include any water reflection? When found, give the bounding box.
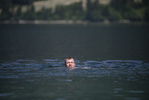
[1,24,149,62]
[0,59,149,100]
[0,59,149,79]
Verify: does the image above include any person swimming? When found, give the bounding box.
[65,57,75,67]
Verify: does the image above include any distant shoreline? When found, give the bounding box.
[0,20,147,24]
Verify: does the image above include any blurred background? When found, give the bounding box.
[1,1,149,100]
[0,0,149,23]
[0,0,149,61]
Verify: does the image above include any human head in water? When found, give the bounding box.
[65,57,75,67]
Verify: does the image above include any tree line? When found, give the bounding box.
[0,0,149,22]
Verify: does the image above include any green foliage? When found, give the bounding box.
[102,5,122,21]
[0,0,149,22]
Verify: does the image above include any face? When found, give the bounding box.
[65,59,75,67]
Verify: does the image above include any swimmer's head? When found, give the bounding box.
[65,57,75,67]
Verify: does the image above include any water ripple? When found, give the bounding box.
[0,59,149,80]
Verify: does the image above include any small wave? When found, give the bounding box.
[0,93,14,97]
[0,59,149,80]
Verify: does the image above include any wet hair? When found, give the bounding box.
[66,57,73,60]
[65,57,74,65]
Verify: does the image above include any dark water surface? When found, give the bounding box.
[0,24,149,100]
[0,24,149,61]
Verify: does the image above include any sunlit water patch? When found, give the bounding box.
[0,59,149,100]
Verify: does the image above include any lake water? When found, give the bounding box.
[0,24,149,100]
